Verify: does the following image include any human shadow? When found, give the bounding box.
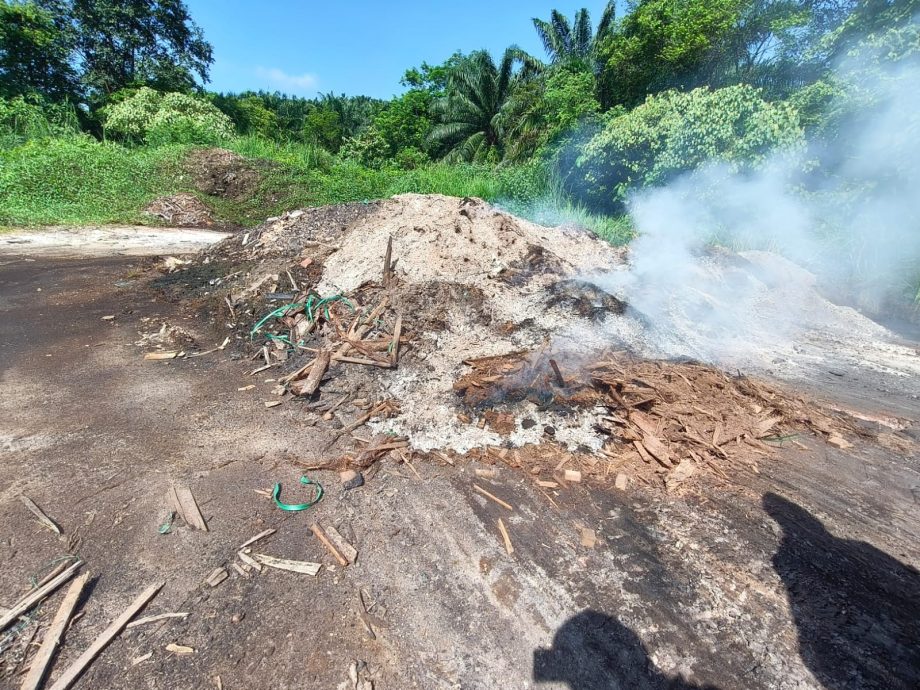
[764,492,920,689]
[533,609,719,689]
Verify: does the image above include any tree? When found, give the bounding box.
[38,0,213,96]
[430,47,542,162]
[532,2,616,66]
[0,1,77,100]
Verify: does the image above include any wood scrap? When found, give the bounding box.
[47,581,163,690]
[0,561,82,632]
[389,314,402,367]
[19,495,61,535]
[206,567,228,587]
[290,350,330,396]
[563,470,582,483]
[232,563,250,579]
[165,643,195,655]
[19,572,89,690]
[497,518,514,555]
[168,486,208,531]
[323,524,358,565]
[237,551,262,572]
[239,528,276,550]
[144,351,178,360]
[473,485,514,511]
[311,524,348,566]
[580,528,597,549]
[126,612,189,629]
[252,554,321,576]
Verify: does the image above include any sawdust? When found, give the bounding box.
[189,193,907,489]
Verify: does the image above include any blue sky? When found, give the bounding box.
[184,1,615,99]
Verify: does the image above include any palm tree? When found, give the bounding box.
[429,47,541,162]
[532,2,616,65]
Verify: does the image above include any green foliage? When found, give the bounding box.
[339,125,389,168]
[374,89,434,156]
[430,47,543,162]
[0,95,79,148]
[103,87,234,145]
[302,108,343,151]
[0,135,184,224]
[37,0,213,96]
[572,84,804,211]
[532,2,616,66]
[0,0,77,100]
[401,53,465,94]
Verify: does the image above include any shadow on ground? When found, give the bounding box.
[532,609,719,689]
[534,494,920,690]
[764,492,920,690]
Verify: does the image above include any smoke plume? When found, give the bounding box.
[598,40,920,364]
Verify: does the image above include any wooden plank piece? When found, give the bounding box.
[252,554,321,576]
[310,524,348,567]
[238,528,276,550]
[0,561,82,632]
[323,524,358,565]
[47,582,164,690]
[497,518,514,555]
[125,612,189,629]
[389,314,402,367]
[290,350,330,396]
[20,572,89,690]
[19,495,61,535]
[473,485,514,511]
[169,486,208,532]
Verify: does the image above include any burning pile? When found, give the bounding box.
[191,193,855,490]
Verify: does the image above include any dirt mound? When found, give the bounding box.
[182,193,871,491]
[144,192,213,227]
[184,148,263,200]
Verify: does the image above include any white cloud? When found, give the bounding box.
[254,66,319,93]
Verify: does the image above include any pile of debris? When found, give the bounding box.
[172,193,858,491]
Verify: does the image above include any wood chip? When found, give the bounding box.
[563,469,582,483]
[126,612,189,629]
[252,554,321,576]
[131,652,152,666]
[827,434,853,449]
[497,518,514,555]
[639,433,673,468]
[239,528,276,550]
[237,384,255,391]
[144,351,178,360]
[19,495,61,535]
[580,528,597,549]
[47,582,164,690]
[232,563,250,579]
[264,400,282,408]
[206,567,228,587]
[0,561,82,632]
[614,472,628,491]
[389,314,402,367]
[168,486,208,531]
[754,415,783,438]
[473,484,514,511]
[290,350,330,396]
[323,524,358,565]
[165,643,195,655]
[237,550,262,572]
[474,468,497,479]
[19,572,89,690]
[310,524,348,567]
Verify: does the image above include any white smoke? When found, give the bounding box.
[599,41,920,364]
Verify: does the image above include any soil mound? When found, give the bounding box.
[184,148,263,200]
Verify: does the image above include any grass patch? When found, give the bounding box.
[0,136,187,226]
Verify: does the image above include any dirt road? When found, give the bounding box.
[1,232,918,689]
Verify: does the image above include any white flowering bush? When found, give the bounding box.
[572,85,803,211]
[103,87,235,146]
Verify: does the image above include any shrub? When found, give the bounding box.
[571,84,804,212]
[0,96,79,148]
[103,87,234,146]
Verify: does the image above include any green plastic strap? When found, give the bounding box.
[272,475,324,511]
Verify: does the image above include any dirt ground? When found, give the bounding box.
[1,225,919,690]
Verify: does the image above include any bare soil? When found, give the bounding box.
[1,202,918,690]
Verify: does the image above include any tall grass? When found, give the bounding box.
[0,136,186,226]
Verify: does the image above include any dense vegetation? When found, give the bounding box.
[0,0,918,274]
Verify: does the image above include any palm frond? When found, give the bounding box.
[596,1,616,42]
[573,9,592,57]
[550,10,572,56]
